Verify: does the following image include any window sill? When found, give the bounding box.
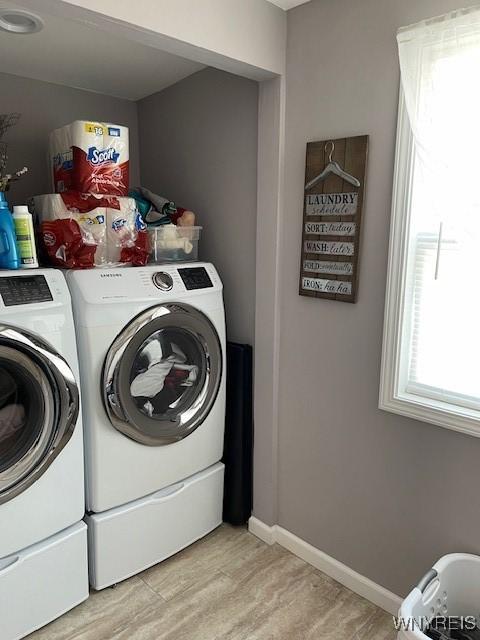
[379,391,480,438]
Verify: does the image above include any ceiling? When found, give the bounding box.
[267,0,311,9]
[0,2,205,101]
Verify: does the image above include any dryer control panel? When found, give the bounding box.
[152,271,173,291]
[178,267,213,291]
[66,262,222,305]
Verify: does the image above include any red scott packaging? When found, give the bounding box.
[32,192,148,269]
[49,121,129,196]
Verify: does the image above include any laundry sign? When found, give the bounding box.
[302,277,352,295]
[306,192,358,216]
[304,241,354,255]
[303,260,353,275]
[299,135,368,302]
[304,221,356,236]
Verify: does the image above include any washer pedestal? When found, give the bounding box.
[0,522,88,640]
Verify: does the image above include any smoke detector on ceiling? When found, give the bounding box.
[0,8,44,34]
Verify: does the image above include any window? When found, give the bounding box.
[380,8,480,436]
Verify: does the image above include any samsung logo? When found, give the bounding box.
[100,273,123,278]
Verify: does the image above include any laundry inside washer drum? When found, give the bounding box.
[0,362,44,472]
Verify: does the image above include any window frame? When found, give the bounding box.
[379,89,480,438]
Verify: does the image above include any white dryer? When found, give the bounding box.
[0,269,88,640]
[67,263,226,589]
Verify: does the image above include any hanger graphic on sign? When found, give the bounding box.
[305,141,361,190]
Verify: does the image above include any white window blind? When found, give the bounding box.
[407,233,480,410]
[380,7,480,435]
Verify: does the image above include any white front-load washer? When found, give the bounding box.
[0,269,88,640]
[67,263,226,589]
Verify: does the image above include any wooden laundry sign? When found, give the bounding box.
[304,221,356,236]
[305,192,358,216]
[299,135,368,303]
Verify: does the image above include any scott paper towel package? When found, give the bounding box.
[32,192,148,268]
[49,121,129,196]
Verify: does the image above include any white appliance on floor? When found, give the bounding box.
[67,263,226,589]
[0,269,88,640]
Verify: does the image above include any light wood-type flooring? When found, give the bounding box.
[27,524,396,640]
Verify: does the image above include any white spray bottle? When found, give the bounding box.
[12,205,39,268]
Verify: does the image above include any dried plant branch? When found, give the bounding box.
[0,113,28,192]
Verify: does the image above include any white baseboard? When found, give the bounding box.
[248,516,277,545]
[248,517,401,616]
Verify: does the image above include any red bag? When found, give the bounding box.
[41,219,96,269]
[120,229,149,266]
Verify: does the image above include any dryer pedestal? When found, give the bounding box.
[85,462,224,590]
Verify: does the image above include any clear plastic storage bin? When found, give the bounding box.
[397,553,480,639]
[148,225,201,263]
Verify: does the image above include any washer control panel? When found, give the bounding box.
[152,271,173,291]
[178,267,213,290]
[0,274,53,306]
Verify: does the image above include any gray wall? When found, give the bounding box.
[1,66,257,342]
[137,68,258,345]
[277,0,480,597]
[0,72,140,207]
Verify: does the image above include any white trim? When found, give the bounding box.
[248,516,277,545]
[266,0,311,10]
[248,517,402,616]
[379,89,414,426]
[379,90,480,438]
[253,75,286,525]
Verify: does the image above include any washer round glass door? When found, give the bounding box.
[0,326,79,505]
[103,303,222,445]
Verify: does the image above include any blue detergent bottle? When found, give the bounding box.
[0,193,20,269]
